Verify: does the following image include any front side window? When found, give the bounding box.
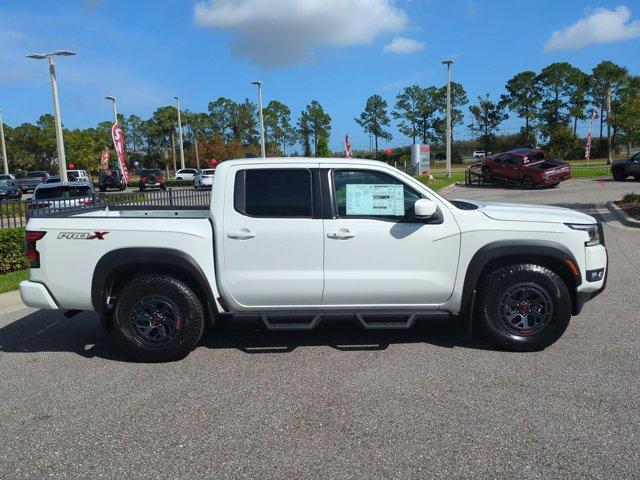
[235,169,312,218]
[332,170,421,219]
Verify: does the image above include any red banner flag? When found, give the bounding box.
[344,134,352,158]
[100,146,110,171]
[111,123,130,183]
[584,109,599,162]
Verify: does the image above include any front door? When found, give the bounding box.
[222,165,324,308]
[322,167,461,307]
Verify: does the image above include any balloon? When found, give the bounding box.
[68,163,75,169]
[210,158,218,168]
[384,148,393,156]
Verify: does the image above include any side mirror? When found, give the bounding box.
[414,199,438,219]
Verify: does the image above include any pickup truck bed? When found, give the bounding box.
[20,157,607,361]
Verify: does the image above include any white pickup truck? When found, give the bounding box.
[19,158,608,361]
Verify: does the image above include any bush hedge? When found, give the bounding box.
[0,227,28,274]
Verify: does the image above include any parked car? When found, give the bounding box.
[0,180,22,201]
[472,151,487,159]
[19,157,607,361]
[0,173,18,187]
[434,152,446,160]
[67,169,91,183]
[139,168,166,191]
[194,169,215,189]
[19,171,54,192]
[98,169,127,192]
[481,148,571,188]
[611,152,640,181]
[28,181,96,213]
[175,168,200,181]
[44,176,62,184]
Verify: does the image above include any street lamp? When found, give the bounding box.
[105,96,118,124]
[442,59,454,178]
[174,96,185,170]
[0,109,8,175]
[26,50,76,183]
[251,81,266,158]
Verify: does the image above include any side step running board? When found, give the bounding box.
[260,313,322,331]
[355,313,416,330]
[256,311,444,331]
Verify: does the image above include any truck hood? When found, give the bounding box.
[453,199,596,224]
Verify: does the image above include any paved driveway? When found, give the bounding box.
[0,178,638,479]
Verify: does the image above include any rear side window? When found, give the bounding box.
[35,186,93,200]
[234,169,312,217]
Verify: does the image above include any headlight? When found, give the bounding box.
[567,223,601,246]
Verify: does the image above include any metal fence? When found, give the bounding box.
[0,188,211,229]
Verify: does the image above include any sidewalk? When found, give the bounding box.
[0,289,27,316]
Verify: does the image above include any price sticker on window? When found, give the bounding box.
[346,184,404,216]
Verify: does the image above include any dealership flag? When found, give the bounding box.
[344,134,352,158]
[100,146,110,171]
[584,109,599,162]
[111,123,130,183]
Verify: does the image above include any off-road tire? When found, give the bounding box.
[612,168,626,181]
[522,175,535,189]
[112,275,204,362]
[476,264,572,351]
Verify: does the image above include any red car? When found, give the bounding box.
[481,148,571,188]
[139,168,166,192]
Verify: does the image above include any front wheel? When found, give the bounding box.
[521,175,535,189]
[112,275,205,362]
[612,168,626,181]
[476,264,572,351]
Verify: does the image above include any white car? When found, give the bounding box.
[175,168,199,181]
[473,151,487,159]
[19,157,607,361]
[67,169,90,183]
[194,169,215,189]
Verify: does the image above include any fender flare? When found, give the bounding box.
[459,240,582,316]
[91,247,217,316]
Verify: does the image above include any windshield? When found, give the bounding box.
[0,181,8,187]
[35,186,93,200]
[203,170,215,175]
[0,175,10,180]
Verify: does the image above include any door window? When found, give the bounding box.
[332,170,421,220]
[235,169,312,218]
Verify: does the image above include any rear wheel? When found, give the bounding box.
[112,275,204,362]
[522,175,535,189]
[139,185,145,192]
[481,166,492,181]
[476,264,572,351]
[612,168,626,181]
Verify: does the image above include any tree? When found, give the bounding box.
[263,100,295,154]
[355,94,392,157]
[616,75,640,156]
[301,100,331,156]
[537,62,582,133]
[393,85,423,144]
[546,125,580,161]
[591,61,629,163]
[316,135,332,157]
[297,110,313,157]
[64,129,99,172]
[500,71,541,144]
[151,106,178,170]
[417,86,438,144]
[468,94,509,154]
[184,111,210,168]
[125,114,144,154]
[568,70,590,135]
[236,99,259,146]
[433,81,468,143]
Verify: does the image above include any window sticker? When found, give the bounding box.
[346,184,404,216]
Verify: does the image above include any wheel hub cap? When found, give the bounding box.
[498,282,553,336]
[130,295,182,345]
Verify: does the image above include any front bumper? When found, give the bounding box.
[19,281,59,310]
[574,246,608,315]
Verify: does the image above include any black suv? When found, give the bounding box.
[98,169,127,192]
[612,152,640,181]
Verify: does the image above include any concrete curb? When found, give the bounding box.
[438,183,459,194]
[606,201,640,228]
[0,289,28,316]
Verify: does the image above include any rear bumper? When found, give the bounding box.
[19,281,59,310]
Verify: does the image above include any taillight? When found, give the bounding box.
[141,176,148,182]
[79,198,94,205]
[158,176,165,183]
[25,231,46,268]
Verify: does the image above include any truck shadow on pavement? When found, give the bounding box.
[0,310,490,362]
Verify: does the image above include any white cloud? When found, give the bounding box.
[193,0,408,67]
[544,5,640,51]
[382,36,425,54]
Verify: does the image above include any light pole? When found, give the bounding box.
[442,59,454,178]
[0,109,8,175]
[174,96,185,170]
[105,96,118,124]
[27,50,76,183]
[251,81,266,158]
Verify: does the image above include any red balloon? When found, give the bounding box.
[210,158,218,168]
[68,163,75,169]
[384,148,393,156]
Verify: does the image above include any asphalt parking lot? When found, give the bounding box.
[1,178,639,479]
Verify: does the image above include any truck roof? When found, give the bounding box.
[221,157,385,167]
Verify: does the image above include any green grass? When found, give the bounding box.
[0,269,28,294]
[416,172,465,191]
[569,166,610,178]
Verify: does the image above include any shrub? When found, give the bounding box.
[0,227,28,273]
[622,192,640,204]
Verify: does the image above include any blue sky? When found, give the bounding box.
[1,0,639,151]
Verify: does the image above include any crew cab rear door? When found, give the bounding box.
[321,165,461,307]
[221,164,324,308]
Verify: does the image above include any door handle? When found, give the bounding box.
[327,228,355,240]
[227,229,256,240]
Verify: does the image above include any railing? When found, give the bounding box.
[0,188,211,228]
